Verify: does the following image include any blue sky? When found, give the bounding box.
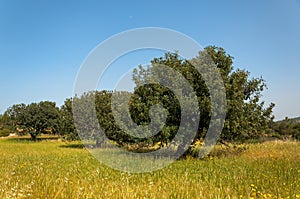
[0,0,299,120]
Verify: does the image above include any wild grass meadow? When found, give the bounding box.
[0,138,299,198]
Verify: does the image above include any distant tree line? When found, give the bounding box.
[1,46,295,156]
[270,117,300,140]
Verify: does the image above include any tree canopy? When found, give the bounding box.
[130,46,275,142]
[4,101,60,140]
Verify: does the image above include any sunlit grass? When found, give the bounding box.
[0,138,299,198]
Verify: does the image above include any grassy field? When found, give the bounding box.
[0,138,299,199]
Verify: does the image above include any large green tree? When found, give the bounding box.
[131,46,274,143]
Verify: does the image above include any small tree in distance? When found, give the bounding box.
[5,101,60,140]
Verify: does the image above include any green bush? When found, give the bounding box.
[271,133,282,140]
[0,129,11,137]
[292,132,300,141]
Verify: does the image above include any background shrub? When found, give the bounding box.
[0,129,11,137]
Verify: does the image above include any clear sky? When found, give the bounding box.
[0,0,299,120]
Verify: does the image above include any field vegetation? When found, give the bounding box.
[0,138,299,199]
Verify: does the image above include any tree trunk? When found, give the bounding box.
[96,137,101,148]
[31,133,37,141]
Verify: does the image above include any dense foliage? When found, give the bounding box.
[3,101,60,140]
[0,46,280,149]
[130,46,275,142]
